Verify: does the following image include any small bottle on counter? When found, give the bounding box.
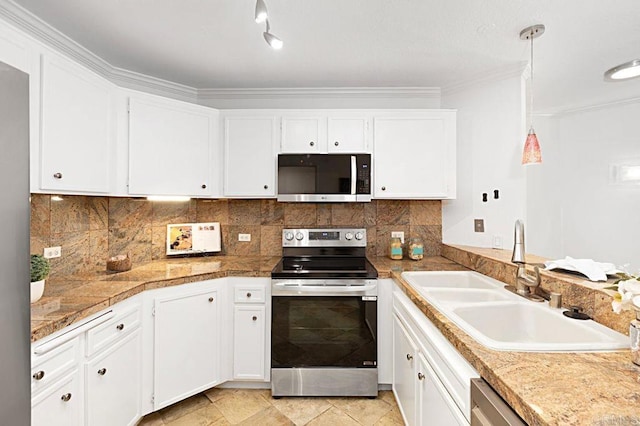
[407,237,424,260]
[389,237,403,260]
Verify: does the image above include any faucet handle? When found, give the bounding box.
[549,292,562,309]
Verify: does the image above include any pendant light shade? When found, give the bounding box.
[255,0,268,23]
[263,31,283,49]
[520,24,545,165]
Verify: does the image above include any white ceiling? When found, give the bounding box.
[12,0,640,112]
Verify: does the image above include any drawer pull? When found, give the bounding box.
[97,368,107,376]
[208,297,214,302]
[309,141,315,146]
[406,354,413,361]
[116,323,124,331]
[246,292,252,298]
[252,316,258,321]
[33,371,45,381]
[61,393,72,402]
[201,184,207,189]
[334,141,339,146]
[418,372,425,380]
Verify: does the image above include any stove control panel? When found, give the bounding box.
[282,228,367,247]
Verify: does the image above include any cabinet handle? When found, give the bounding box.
[246,292,252,298]
[310,141,315,146]
[418,372,425,380]
[61,393,72,402]
[53,173,63,179]
[208,297,214,302]
[252,316,258,321]
[116,323,124,331]
[264,184,269,190]
[334,141,339,146]
[33,370,45,381]
[381,186,386,191]
[406,354,413,361]
[97,368,107,376]
[201,184,207,189]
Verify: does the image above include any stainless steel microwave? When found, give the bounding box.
[277,154,372,202]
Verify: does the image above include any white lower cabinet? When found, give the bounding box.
[85,329,142,426]
[32,368,83,426]
[233,305,266,380]
[153,282,222,409]
[393,284,479,426]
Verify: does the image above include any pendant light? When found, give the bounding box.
[520,24,545,165]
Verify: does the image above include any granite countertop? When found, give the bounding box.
[392,269,640,426]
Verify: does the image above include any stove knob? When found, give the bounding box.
[355,232,364,240]
[345,232,354,240]
[284,232,294,241]
[295,232,304,241]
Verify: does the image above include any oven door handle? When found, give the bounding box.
[272,282,377,295]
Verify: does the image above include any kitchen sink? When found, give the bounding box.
[401,271,629,352]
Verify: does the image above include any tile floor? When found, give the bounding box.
[138,388,404,425]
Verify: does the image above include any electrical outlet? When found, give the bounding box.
[492,235,503,249]
[44,246,61,259]
[238,233,251,242]
[391,231,404,244]
[474,219,485,233]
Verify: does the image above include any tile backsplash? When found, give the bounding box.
[30,195,442,277]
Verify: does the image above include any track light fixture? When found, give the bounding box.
[255,0,283,49]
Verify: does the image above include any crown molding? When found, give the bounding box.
[198,87,441,101]
[441,62,528,97]
[109,67,197,101]
[542,96,640,117]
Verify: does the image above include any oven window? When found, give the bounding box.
[271,296,377,368]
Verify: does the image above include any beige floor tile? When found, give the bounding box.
[205,387,237,403]
[306,407,360,426]
[165,404,226,426]
[213,389,272,423]
[239,406,295,425]
[331,398,393,425]
[160,394,212,423]
[374,406,405,425]
[137,411,164,426]
[270,397,332,425]
[378,391,397,405]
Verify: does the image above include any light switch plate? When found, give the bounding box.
[474,219,485,233]
[238,233,251,242]
[492,235,503,249]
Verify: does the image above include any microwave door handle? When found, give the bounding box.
[350,155,357,195]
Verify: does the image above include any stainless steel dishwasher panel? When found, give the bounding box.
[470,379,526,426]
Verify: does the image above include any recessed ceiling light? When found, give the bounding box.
[604,59,640,81]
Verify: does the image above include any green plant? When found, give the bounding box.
[30,254,50,282]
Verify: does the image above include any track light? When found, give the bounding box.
[254,0,268,24]
[263,20,283,49]
[254,0,283,49]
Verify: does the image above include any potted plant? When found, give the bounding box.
[30,254,50,303]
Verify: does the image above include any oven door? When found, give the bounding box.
[271,279,377,369]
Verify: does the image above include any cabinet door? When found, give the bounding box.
[374,113,455,199]
[224,116,276,197]
[417,353,468,426]
[128,96,216,196]
[393,315,418,426]
[86,329,142,426]
[328,117,369,152]
[40,54,113,193]
[154,287,220,409]
[233,305,266,380]
[281,117,323,152]
[32,369,82,426]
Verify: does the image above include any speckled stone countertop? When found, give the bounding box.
[30,255,280,342]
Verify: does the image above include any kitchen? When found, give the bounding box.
[1,0,640,425]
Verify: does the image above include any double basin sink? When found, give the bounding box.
[401,271,628,352]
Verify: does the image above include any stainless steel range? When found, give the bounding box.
[270,228,378,397]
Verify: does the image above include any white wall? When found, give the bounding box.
[440,73,527,249]
[527,101,640,272]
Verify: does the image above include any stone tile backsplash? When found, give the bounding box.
[30,195,442,277]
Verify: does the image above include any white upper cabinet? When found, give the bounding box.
[373,111,456,199]
[223,115,277,198]
[40,53,114,193]
[127,94,218,197]
[280,112,370,153]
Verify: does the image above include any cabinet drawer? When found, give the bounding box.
[234,286,266,303]
[86,304,141,356]
[31,338,80,395]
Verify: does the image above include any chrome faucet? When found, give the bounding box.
[507,220,543,301]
